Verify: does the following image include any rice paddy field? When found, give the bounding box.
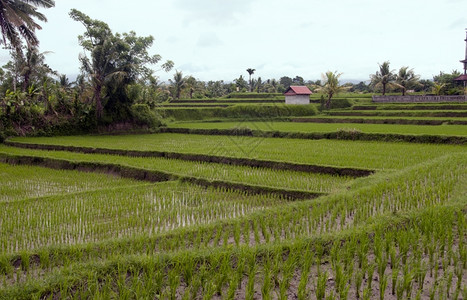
[168,121,467,136]
[1,100,467,299]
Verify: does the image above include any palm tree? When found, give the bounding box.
[316,71,347,109]
[370,61,395,95]
[246,68,255,92]
[395,66,420,96]
[20,46,54,91]
[169,70,186,100]
[184,75,198,99]
[0,0,55,51]
[432,82,446,95]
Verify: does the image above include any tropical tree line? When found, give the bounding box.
[0,1,465,138]
[0,4,176,137]
[368,61,464,96]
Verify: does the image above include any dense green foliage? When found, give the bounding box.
[226,92,283,99]
[0,0,55,51]
[158,104,317,121]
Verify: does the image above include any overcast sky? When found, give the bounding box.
[1,0,466,83]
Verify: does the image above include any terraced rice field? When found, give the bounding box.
[6,133,466,170]
[1,105,466,299]
[168,121,467,136]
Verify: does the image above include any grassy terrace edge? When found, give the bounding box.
[291,117,467,125]
[159,127,467,145]
[3,140,375,177]
[0,153,325,200]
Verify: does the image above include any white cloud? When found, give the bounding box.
[174,0,256,25]
[196,33,223,47]
[1,0,465,82]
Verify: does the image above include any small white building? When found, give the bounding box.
[284,86,312,104]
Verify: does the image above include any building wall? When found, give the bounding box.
[373,95,467,103]
[285,95,310,104]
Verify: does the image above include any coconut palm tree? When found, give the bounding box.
[395,66,420,96]
[184,75,198,99]
[432,82,446,95]
[0,0,55,51]
[169,70,186,100]
[20,46,54,91]
[246,68,255,92]
[317,71,347,109]
[370,61,395,95]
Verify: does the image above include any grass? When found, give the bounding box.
[351,103,467,110]
[293,115,467,121]
[8,133,467,170]
[168,121,467,136]
[328,109,467,117]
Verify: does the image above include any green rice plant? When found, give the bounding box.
[366,262,375,291]
[297,248,313,299]
[446,270,454,299]
[414,260,427,291]
[7,132,466,170]
[0,256,12,276]
[168,120,467,137]
[213,254,230,297]
[226,255,247,299]
[242,221,250,247]
[354,269,364,299]
[334,263,350,299]
[261,258,272,300]
[0,181,289,253]
[0,145,354,194]
[379,274,388,300]
[0,162,142,203]
[252,219,261,244]
[245,263,257,300]
[259,217,270,243]
[454,262,463,293]
[362,286,371,300]
[277,251,296,300]
[0,141,466,297]
[401,264,414,299]
[316,270,327,300]
[233,223,241,246]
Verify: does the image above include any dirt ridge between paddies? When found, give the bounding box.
[0,153,324,200]
[160,127,467,145]
[4,140,374,177]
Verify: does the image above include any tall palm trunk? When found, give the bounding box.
[95,84,103,118]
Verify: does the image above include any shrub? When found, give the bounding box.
[131,104,163,128]
[226,92,283,99]
[157,104,317,121]
[330,98,353,109]
[336,128,362,140]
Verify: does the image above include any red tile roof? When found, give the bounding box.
[454,74,467,81]
[284,85,312,95]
